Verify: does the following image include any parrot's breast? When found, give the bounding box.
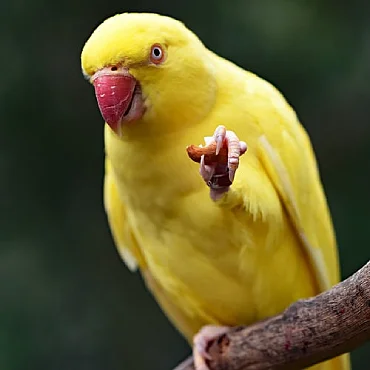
[114,168,316,332]
[104,122,318,336]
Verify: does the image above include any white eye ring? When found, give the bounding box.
[151,47,162,59]
[150,44,165,64]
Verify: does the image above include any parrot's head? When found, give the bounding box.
[81,12,217,137]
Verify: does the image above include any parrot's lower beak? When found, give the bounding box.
[92,66,145,135]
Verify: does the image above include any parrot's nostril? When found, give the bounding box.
[111,66,118,71]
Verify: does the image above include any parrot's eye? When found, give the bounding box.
[150,44,165,64]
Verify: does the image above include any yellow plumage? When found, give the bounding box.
[81,13,350,369]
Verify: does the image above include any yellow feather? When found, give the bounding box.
[103,157,146,271]
[82,12,350,370]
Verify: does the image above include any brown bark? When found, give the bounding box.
[174,260,370,370]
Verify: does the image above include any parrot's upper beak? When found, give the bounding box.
[92,66,145,134]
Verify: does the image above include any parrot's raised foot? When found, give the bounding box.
[193,325,230,370]
[199,125,247,201]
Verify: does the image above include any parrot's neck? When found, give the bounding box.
[105,124,205,214]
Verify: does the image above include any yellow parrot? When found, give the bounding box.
[81,13,350,370]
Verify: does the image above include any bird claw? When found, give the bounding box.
[200,125,247,200]
[214,125,226,155]
[193,325,230,370]
[199,155,215,182]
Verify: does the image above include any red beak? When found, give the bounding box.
[92,67,136,133]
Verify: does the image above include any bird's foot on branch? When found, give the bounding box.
[193,325,230,370]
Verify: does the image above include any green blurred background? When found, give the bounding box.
[1,0,369,369]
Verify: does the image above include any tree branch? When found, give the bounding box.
[174,260,370,370]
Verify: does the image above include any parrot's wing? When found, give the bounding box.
[257,126,339,292]
[103,157,145,272]
[232,72,341,293]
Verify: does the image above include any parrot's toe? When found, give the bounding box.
[199,155,216,182]
[199,126,247,201]
[214,125,227,155]
[193,325,230,370]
